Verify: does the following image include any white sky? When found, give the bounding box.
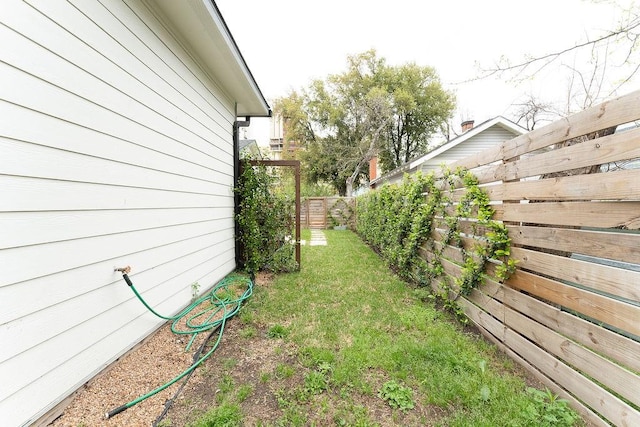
[215,0,638,144]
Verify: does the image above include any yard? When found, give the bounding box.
[52,229,582,426]
[152,229,578,426]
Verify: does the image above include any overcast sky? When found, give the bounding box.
[215,0,637,143]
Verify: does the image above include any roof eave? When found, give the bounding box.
[148,0,271,117]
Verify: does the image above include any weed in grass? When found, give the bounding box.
[190,282,200,302]
[259,372,271,383]
[236,384,253,403]
[303,370,329,395]
[299,347,335,368]
[333,403,377,427]
[238,308,254,325]
[275,363,295,379]
[274,388,307,427]
[277,406,306,427]
[239,325,256,339]
[187,402,242,427]
[378,380,415,411]
[339,384,351,399]
[222,358,238,371]
[156,418,172,427]
[523,387,580,427]
[267,324,288,339]
[216,374,234,402]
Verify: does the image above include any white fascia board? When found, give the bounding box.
[149,0,270,117]
[492,116,527,135]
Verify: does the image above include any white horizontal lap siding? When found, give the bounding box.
[423,126,518,172]
[0,1,238,425]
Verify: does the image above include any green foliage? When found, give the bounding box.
[190,282,200,302]
[300,182,335,198]
[378,380,415,411]
[523,388,580,427]
[356,166,517,320]
[236,384,253,403]
[266,324,289,339]
[274,50,455,195]
[217,229,582,426]
[328,198,355,228]
[187,402,242,427]
[303,369,330,396]
[236,160,298,276]
[299,347,336,368]
[275,363,296,379]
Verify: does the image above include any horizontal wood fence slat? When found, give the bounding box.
[509,225,640,265]
[501,127,640,181]
[389,90,640,426]
[501,201,640,228]
[486,168,640,201]
[511,246,640,302]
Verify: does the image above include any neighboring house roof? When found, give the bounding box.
[371,116,526,186]
[150,0,270,117]
[239,139,258,151]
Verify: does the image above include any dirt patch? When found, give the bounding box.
[166,326,303,426]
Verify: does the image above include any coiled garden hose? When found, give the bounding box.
[105,271,253,419]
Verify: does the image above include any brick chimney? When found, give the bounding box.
[461,120,474,133]
[369,156,378,182]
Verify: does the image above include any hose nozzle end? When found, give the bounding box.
[105,404,128,419]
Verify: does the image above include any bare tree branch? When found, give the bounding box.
[465,13,640,84]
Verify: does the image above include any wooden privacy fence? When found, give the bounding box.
[301,197,355,229]
[426,91,640,426]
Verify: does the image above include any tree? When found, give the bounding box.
[275,50,455,196]
[378,63,456,171]
[273,90,316,151]
[511,93,559,130]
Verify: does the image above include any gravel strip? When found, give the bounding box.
[50,307,222,426]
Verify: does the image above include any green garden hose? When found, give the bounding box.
[105,272,253,419]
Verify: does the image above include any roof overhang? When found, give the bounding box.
[148,0,271,117]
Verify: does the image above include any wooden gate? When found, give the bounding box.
[306,197,327,229]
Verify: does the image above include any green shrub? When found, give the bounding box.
[236,160,297,276]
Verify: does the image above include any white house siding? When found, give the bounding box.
[0,1,239,425]
[421,126,517,172]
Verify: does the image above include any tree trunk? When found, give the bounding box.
[529,126,617,257]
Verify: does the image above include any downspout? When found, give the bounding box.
[234,114,251,269]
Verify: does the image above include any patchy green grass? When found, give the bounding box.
[187,229,581,426]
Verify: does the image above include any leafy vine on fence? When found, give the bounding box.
[356,166,517,321]
[236,160,298,276]
[328,198,355,228]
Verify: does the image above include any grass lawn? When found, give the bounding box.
[169,229,581,427]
